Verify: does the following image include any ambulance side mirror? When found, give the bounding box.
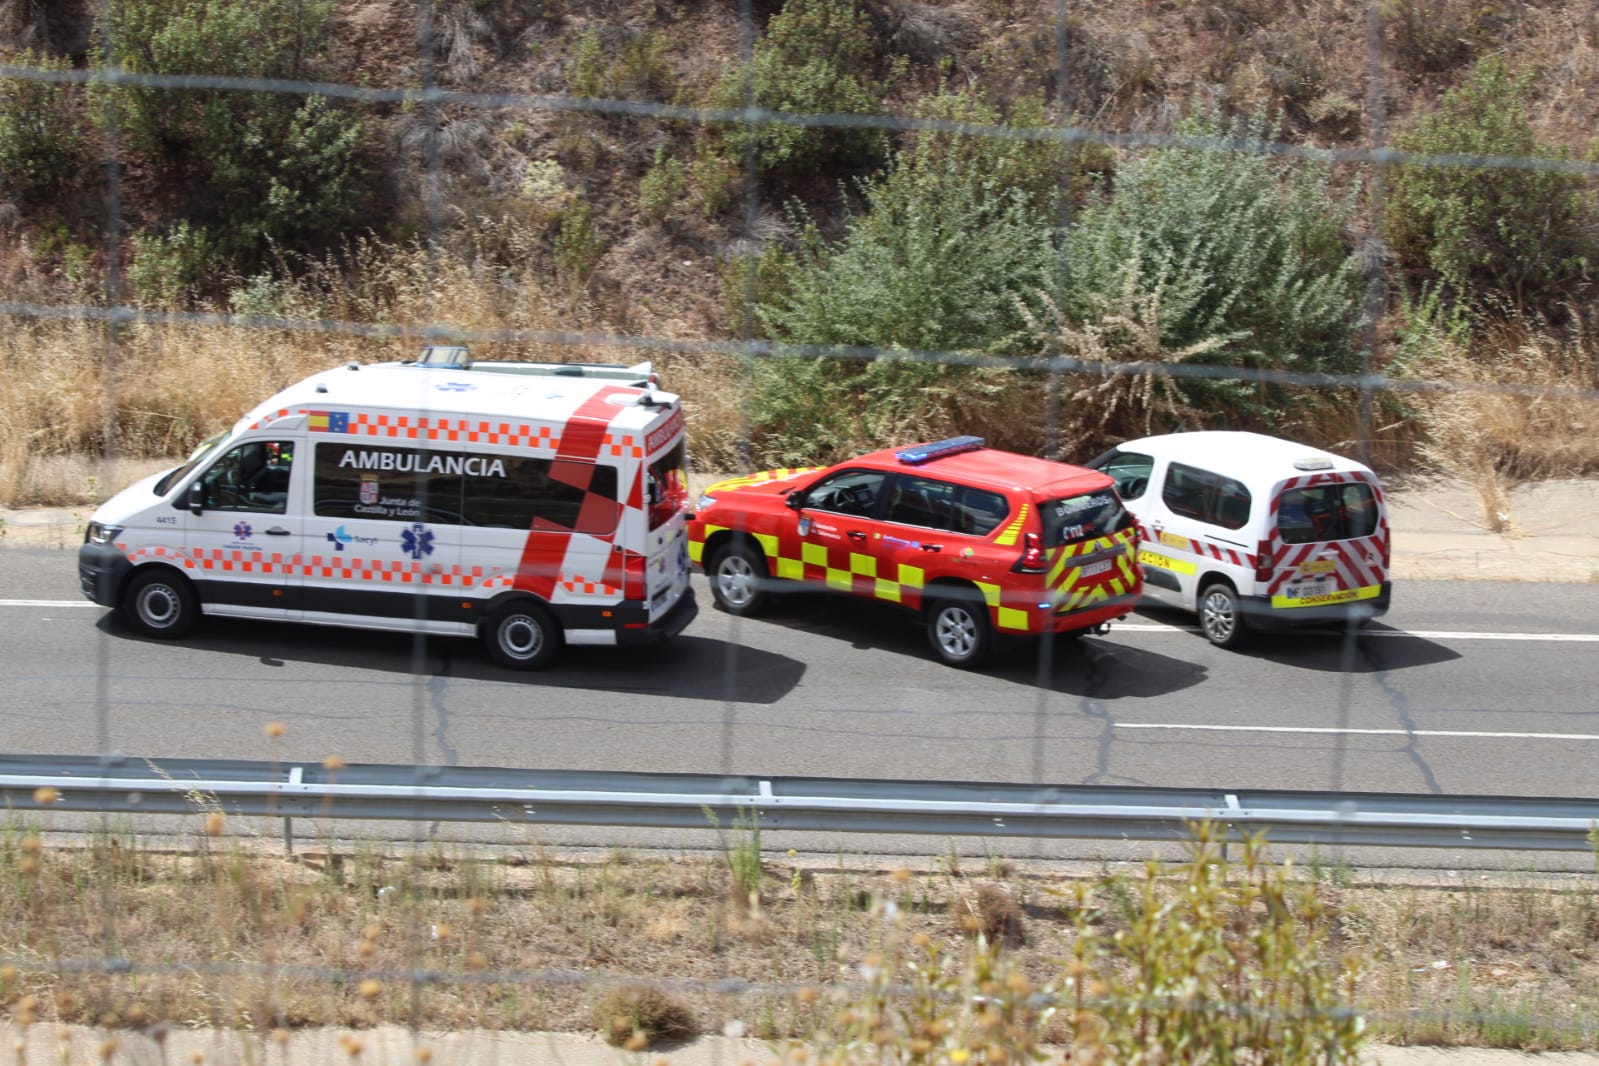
[785,492,804,511]
[187,480,205,515]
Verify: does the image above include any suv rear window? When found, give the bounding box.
[1277,482,1379,544]
[1041,490,1133,546]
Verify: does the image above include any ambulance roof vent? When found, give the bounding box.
[1293,457,1334,471]
[896,436,985,464]
[410,345,473,369]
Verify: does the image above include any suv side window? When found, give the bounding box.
[883,476,1009,536]
[804,470,886,518]
[1162,462,1251,531]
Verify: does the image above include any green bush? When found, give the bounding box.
[749,170,1057,461]
[638,147,687,223]
[92,0,368,273]
[1047,109,1365,429]
[0,49,83,209]
[1385,55,1597,315]
[710,0,901,178]
[553,198,604,283]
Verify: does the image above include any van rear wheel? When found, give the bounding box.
[122,568,198,639]
[1198,583,1246,648]
[484,601,561,670]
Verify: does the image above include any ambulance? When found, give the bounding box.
[1087,431,1390,647]
[78,346,697,669]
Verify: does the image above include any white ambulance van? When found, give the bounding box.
[78,346,697,669]
[1087,431,1390,647]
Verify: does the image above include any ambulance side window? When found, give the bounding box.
[313,443,461,524]
[198,440,294,515]
[463,459,620,535]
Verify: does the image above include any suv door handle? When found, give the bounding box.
[919,543,943,553]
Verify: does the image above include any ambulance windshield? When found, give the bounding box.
[154,433,227,497]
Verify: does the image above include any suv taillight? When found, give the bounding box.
[1013,531,1048,574]
[1254,539,1274,583]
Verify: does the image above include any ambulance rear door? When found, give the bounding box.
[635,407,692,623]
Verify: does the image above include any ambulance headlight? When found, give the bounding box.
[84,522,123,546]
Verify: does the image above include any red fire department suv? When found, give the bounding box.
[686,436,1141,668]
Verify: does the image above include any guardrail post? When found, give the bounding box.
[284,765,302,857]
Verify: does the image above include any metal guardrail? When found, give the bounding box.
[2,753,1597,852]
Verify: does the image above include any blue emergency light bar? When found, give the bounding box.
[895,436,985,464]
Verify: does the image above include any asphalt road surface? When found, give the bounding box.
[4,548,1598,807]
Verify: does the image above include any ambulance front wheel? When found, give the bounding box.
[925,594,991,669]
[708,542,770,616]
[122,567,198,639]
[1198,582,1247,648]
[483,601,561,670]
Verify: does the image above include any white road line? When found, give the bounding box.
[0,600,98,608]
[1116,723,1599,742]
[1114,623,1599,642]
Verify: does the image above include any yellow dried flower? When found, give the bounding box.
[624,1032,649,1051]
[32,787,58,805]
[323,755,346,772]
[203,812,225,836]
[263,721,286,739]
[357,979,382,1000]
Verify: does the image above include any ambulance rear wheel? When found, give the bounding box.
[708,542,769,616]
[123,568,197,639]
[925,594,991,669]
[1198,582,1247,648]
[484,601,561,670]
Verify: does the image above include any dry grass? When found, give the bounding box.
[1397,313,1599,531]
[2,819,1598,1052]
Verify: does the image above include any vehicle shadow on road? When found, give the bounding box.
[1132,606,1462,672]
[94,616,807,704]
[725,593,1209,699]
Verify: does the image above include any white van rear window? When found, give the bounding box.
[1277,482,1379,544]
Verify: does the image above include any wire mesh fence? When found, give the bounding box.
[3,0,1599,1060]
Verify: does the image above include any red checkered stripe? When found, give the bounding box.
[250,407,644,462]
[558,578,622,596]
[1264,472,1386,596]
[247,408,295,430]
[301,555,487,587]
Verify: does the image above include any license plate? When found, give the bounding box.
[1081,559,1112,577]
[1286,579,1331,600]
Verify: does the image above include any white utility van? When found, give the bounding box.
[78,346,697,669]
[1087,431,1390,647]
